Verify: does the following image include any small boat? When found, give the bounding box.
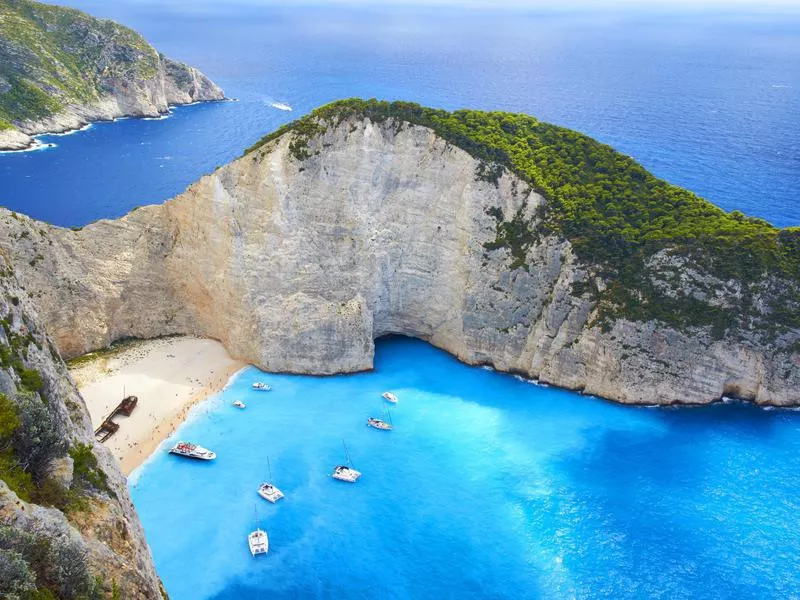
[332,441,361,483]
[248,528,269,556]
[367,417,392,431]
[257,457,284,503]
[252,382,272,391]
[382,392,398,404]
[332,465,362,483]
[169,441,216,460]
[233,400,246,409]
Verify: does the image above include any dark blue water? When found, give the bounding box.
[1,2,798,228]
[130,337,800,599]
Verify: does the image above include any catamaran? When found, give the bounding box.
[332,441,361,483]
[252,382,272,391]
[248,528,269,556]
[169,441,216,460]
[233,400,246,409]
[257,457,284,503]
[382,392,398,404]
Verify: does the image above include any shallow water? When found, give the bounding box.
[1,2,799,227]
[130,337,800,599]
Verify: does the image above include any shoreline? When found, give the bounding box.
[70,336,245,475]
[0,98,230,153]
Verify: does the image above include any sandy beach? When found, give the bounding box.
[70,336,245,474]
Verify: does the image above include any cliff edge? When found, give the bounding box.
[0,99,798,406]
[0,251,162,598]
[0,0,224,151]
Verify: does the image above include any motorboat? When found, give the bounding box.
[367,417,392,431]
[258,482,285,503]
[233,400,246,409]
[332,465,362,483]
[252,382,272,391]
[382,392,398,403]
[248,528,269,556]
[169,441,216,460]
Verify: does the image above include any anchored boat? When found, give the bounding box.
[332,441,361,483]
[257,457,284,503]
[367,416,392,431]
[233,400,246,409]
[252,382,271,391]
[382,392,398,404]
[248,528,269,556]
[169,441,216,460]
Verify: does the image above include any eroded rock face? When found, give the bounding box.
[0,255,162,598]
[0,118,798,406]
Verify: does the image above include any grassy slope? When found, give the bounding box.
[247,98,800,341]
[0,0,159,124]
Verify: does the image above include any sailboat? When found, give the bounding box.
[257,457,285,503]
[332,440,361,483]
[367,406,393,431]
[248,506,269,556]
[382,391,399,404]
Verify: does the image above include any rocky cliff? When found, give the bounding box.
[0,101,798,407]
[0,0,224,151]
[0,250,162,598]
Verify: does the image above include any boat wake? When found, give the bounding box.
[268,101,292,112]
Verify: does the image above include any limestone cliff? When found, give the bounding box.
[0,104,798,407]
[0,0,224,151]
[0,251,162,597]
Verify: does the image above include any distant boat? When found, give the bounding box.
[252,382,272,391]
[269,101,292,111]
[367,408,393,431]
[169,441,216,460]
[382,392,398,404]
[258,457,284,503]
[233,400,246,409]
[332,440,361,483]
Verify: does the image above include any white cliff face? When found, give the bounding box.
[0,118,798,406]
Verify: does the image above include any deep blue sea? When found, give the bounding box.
[0,1,798,227]
[130,337,800,600]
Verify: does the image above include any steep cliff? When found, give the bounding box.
[0,251,162,598]
[0,0,224,151]
[0,100,798,406]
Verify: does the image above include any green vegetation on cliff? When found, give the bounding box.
[247,99,800,339]
[0,0,159,125]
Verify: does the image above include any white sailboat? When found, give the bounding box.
[367,407,393,431]
[258,457,285,503]
[233,400,246,409]
[382,391,398,404]
[248,507,269,556]
[252,382,272,391]
[332,440,361,483]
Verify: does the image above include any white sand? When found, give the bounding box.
[70,336,244,474]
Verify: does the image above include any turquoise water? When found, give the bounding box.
[130,337,800,599]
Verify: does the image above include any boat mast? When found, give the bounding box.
[342,440,352,467]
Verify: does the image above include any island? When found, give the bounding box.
[0,0,223,151]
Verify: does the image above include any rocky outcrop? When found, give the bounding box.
[0,0,224,151]
[0,252,162,598]
[0,116,798,406]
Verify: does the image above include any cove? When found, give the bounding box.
[129,337,800,599]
